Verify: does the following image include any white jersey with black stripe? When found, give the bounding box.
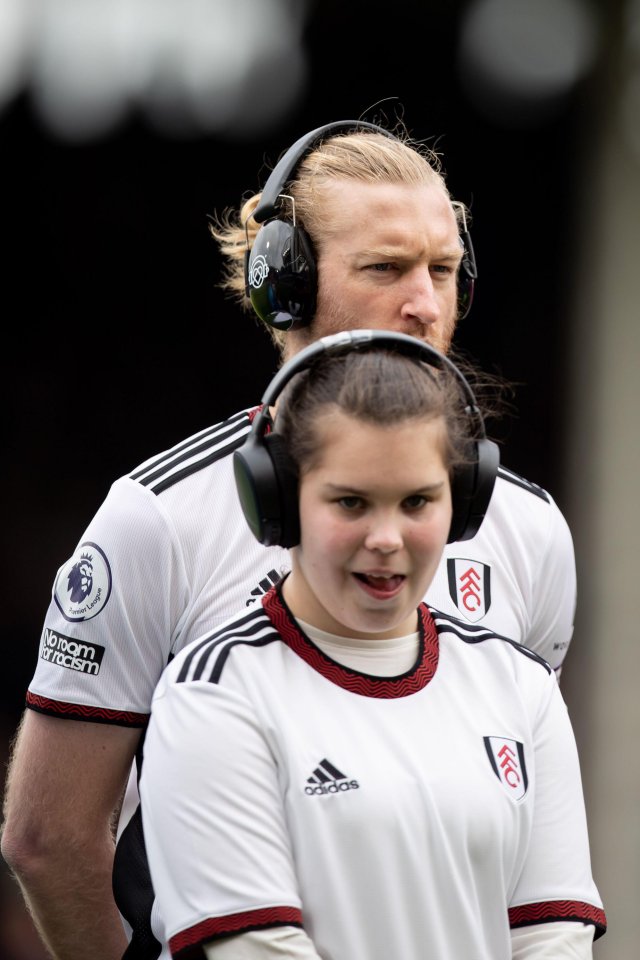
[429,463,576,675]
[139,589,604,960]
[27,406,575,727]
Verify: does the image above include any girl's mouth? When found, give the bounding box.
[353,572,406,598]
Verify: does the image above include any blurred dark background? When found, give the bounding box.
[2,1,636,957]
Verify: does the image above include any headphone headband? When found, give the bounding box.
[235,330,499,548]
[253,121,399,224]
[254,329,482,432]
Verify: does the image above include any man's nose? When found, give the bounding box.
[400,269,440,326]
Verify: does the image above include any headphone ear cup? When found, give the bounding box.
[246,219,317,331]
[457,274,475,321]
[457,230,477,321]
[265,433,300,547]
[233,436,279,546]
[448,437,500,543]
[233,432,300,547]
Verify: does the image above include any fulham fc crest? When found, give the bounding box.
[447,558,491,622]
[484,736,528,801]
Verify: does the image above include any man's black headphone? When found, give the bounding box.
[244,120,478,332]
[234,329,499,548]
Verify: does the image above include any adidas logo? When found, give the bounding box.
[246,569,281,606]
[304,758,360,796]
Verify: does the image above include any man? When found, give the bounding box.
[1,121,576,960]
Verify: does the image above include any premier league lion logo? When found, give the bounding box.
[66,553,94,602]
[54,542,112,622]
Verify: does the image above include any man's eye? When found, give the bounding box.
[367,262,395,272]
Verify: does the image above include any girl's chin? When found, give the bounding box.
[326,603,416,639]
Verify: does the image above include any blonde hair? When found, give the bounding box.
[209,128,467,346]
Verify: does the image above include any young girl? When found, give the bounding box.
[139,332,605,960]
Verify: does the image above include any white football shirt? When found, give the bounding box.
[140,586,605,960]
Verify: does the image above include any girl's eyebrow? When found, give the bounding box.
[323,481,447,495]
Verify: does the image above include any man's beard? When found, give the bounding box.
[284,285,458,360]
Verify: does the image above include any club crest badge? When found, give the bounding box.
[484,736,528,801]
[447,558,491,622]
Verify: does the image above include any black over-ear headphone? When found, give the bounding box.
[244,120,478,332]
[234,329,499,548]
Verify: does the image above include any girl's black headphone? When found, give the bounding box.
[244,120,478,332]
[234,329,499,548]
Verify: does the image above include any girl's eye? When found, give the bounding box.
[403,495,428,510]
[338,496,363,510]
